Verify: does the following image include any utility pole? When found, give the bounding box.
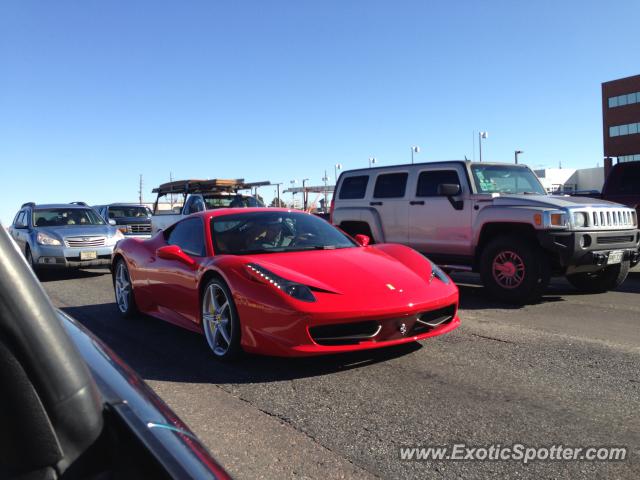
[138,174,143,204]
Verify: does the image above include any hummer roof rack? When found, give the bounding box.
[152,179,271,195]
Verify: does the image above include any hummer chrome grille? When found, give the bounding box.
[576,207,637,230]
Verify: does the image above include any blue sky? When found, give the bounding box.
[1,0,638,223]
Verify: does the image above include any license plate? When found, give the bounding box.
[607,250,623,265]
[80,251,97,261]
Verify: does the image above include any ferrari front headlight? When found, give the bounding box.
[246,263,316,302]
[428,259,450,284]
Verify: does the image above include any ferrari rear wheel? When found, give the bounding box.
[202,279,241,360]
[114,259,138,318]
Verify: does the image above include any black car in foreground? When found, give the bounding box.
[0,226,230,479]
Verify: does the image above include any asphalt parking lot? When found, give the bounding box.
[42,269,639,479]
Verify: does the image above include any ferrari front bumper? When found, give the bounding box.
[239,291,461,357]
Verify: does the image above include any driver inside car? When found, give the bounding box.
[246,220,283,250]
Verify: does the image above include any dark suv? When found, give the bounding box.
[600,161,640,218]
[94,203,153,238]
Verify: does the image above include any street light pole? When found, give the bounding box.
[273,183,282,207]
[478,131,488,162]
[290,179,298,208]
[368,157,377,168]
[411,146,420,164]
[322,171,330,212]
[334,163,342,185]
[514,150,523,164]
[302,178,310,211]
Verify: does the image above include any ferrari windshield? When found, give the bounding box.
[211,211,356,254]
[33,208,106,227]
[471,165,547,195]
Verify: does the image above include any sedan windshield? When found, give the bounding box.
[33,208,106,227]
[471,165,547,195]
[108,205,151,218]
[211,211,356,255]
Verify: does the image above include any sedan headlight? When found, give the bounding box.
[37,232,61,246]
[106,230,125,245]
[428,259,450,284]
[247,263,316,302]
[572,212,588,228]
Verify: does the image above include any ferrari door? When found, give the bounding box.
[151,217,206,326]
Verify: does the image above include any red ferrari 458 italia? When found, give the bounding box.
[112,208,460,359]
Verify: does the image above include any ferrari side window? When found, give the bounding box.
[167,218,206,256]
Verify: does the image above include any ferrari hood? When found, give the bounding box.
[244,246,434,300]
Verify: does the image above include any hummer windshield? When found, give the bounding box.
[471,165,547,195]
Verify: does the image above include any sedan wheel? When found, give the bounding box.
[26,247,37,272]
[114,259,138,317]
[202,280,241,360]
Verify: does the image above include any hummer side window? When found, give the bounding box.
[339,176,369,199]
[374,173,408,198]
[416,170,461,197]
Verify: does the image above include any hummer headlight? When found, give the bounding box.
[573,212,588,228]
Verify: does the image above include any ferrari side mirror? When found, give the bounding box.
[354,234,370,246]
[156,245,196,267]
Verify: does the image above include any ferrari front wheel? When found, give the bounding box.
[202,279,241,360]
[113,258,138,318]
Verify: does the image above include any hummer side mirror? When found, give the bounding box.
[437,184,464,211]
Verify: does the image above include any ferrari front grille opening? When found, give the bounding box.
[309,320,382,346]
[412,304,456,335]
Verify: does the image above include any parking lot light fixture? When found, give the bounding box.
[368,157,377,168]
[411,146,420,164]
[334,163,342,185]
[479,131,488,162]
[515,150,524,164]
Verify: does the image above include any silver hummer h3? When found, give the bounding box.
[332,161,640,303]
